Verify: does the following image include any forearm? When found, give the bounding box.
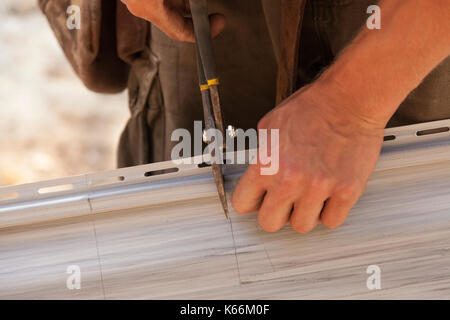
[315,0,450,127]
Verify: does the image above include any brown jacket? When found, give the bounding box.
[38,0,302,98]
[38,0,148,93]
[39,0,450,167]
[39,0,292,167]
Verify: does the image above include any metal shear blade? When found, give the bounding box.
[190,0,229,219]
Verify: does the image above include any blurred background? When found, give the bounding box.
[0,0,129,186]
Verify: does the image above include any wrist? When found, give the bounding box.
[289,83,386,142]
[312,62,395,130]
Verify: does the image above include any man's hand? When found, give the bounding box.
[232,85,385,233]
[120,0,226,42]
[232,0,449,234]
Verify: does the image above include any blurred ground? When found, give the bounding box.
[0,0,129,186]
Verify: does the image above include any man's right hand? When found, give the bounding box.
[121,0,226,42]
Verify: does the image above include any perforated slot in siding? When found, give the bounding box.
[90,176,125,186]
[416,127,450,136]
[0,192,19,202]
[38,184,73,194]
[144,168,179,177]
[384,135,396,141]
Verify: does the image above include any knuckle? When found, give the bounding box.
[257,118,269,130]
[168,31,183,41]
[125,0,137,9]
[279,174,296,188]
[337,180,362,200]
[279,167,304,188]
[309,174,332,194]
[125,2,137,14]
[166,26,188,42]
[178,27,192,42]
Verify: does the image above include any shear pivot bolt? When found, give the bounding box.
[227,125,236,138]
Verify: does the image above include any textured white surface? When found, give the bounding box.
[0,120,450,299]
